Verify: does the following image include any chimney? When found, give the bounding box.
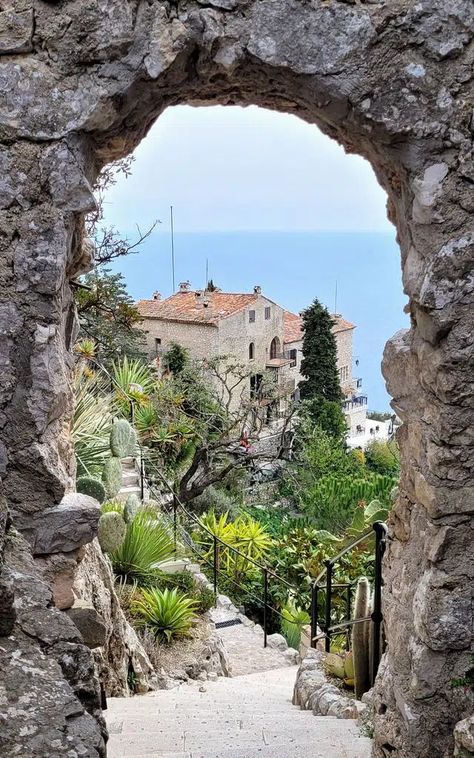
[179,281,191,293]
[254,285,262,295]
[195,290,203,298]
[153,291,161,300]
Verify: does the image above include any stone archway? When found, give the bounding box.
[0,2,473,756]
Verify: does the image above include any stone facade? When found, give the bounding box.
[0,2,472,756]
[139,288,356,421]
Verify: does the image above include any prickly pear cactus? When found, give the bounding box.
[124,494,140,523]
[110,419,135,458]
[76,476,106,504]
[102,456,123,498]
[97,511,126,554]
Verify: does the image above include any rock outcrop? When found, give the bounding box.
[73,540,155,696]
[0,1,472,756]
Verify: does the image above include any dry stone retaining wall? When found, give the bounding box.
[0,1,473,756]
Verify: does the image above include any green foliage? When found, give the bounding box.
[192,486,240,518]
[299,299,342,404]
[367,411,392,422]
[163,343,189,375]
[111,509,174,585]
[101,499,125,515]
[111,355,156,416]
[365,439,400,476]
[72,371,111,477]
[194,512,273,581]
[301,473,394,531]
[156,571,216,614]
[110,418,136,458]
[76,476,107,504]
[98,511,127,554]
[75,269,147,365]
[451,654,474,692]
[281,600,310,650]
[102,456,123,498]
[132,587,198,643]
[302,397,347,439]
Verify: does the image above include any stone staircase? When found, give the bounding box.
[118,456,142,500]
[106,603,372,758]
[106,665,372,758]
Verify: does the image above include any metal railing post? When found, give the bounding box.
[263,568,268,648]
[371,521,387,683]
[139,454,145,501]
[173,496,178,555]
[310,583,318,649]
[324,561,333,653]
[213,536,219,605]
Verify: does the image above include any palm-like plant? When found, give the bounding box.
[72,371,112,477]
[132,587,198,642]
[111,508,174,585]
[111,356,156,416]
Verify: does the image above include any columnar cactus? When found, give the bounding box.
[352,576,371,699]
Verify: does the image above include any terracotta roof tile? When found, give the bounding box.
[137,291,259,325]
[284,310,355,344]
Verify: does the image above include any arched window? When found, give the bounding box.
[249,342,255,360]
[270,336,281,359]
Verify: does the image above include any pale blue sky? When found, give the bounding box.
[103,105,392,233]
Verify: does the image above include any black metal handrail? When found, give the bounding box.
[142,453,299,647]
[78,357,388,666]
[310,521,387,683]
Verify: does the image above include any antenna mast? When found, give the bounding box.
[205,258,209,289]
[170,205,176,293]
[334,280,338,315]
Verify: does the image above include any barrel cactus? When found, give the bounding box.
[76,476,106,504]
[97,511,127,554]
[110,419,136,458]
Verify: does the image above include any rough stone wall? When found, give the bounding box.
[0,1,473,757]
[142,317,219,362]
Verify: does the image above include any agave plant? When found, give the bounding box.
[72,371,112,477]
[74,338,97,361]
[281,600,310,650]
[132,587,198,643]
[111,508,174,585]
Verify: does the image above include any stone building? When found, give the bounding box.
[137,283,366,433]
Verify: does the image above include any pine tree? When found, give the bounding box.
[299,299,342,404]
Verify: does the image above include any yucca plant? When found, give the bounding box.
[72,371,112,477]
[132,587,198,643]
[111,509,174,585]
[281,600,310,650]
[111,356,156,416]
[74,338,97,361]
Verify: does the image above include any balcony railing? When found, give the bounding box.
[343,394,368,411]
[267,351,297,368]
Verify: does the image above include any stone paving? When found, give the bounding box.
[106,607,372,758]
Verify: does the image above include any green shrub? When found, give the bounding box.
[194,585,216,613]
[111,509,174,585]
[192,486,239,518]
[76,476,106,504]
[132,587,198,643]
[98,511,127,554]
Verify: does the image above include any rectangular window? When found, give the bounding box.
[265,306,271,320]
[249,309,256,323]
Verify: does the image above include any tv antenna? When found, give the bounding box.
[170,205,176,292]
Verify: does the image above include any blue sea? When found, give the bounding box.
[111,230,408,412]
